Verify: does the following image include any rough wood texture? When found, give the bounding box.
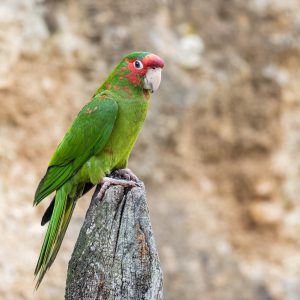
[65,182,163,300]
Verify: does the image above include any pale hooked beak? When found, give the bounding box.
[143,68,162,93]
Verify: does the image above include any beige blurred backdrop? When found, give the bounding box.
[1,0,300,299]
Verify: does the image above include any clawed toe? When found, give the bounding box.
[113,168,139,182]
[96,177,140,201]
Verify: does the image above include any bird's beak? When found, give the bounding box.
[143,68,162,93]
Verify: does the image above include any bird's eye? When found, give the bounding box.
[134,60,143,69]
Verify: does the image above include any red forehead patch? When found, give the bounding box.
[142,54,164,69]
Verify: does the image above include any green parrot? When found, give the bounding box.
[34,51,164,287]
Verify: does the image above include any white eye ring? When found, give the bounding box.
[134,60,143,69]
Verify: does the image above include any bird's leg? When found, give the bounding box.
[96,176,139,200]
[113,168,139,182]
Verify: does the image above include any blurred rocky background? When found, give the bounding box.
[1,0,300,299]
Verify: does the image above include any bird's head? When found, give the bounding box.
[113,51,165,94]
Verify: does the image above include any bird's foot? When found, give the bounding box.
[96,177,139,200]
[113,168,139,182]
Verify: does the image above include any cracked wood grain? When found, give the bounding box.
[65,182,163,300]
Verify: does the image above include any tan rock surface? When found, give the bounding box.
[1,0,300,299]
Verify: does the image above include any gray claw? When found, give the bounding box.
[96,177,139,201]
[113,168,139,182]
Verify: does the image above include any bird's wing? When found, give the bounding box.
[34,92,118,205]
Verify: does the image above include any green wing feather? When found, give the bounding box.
[34,92,118,205]
[34,92,118,287]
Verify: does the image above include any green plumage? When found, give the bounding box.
[34,51,160,288]
[34,95,118,205]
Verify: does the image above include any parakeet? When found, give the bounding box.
[34,51,164,287]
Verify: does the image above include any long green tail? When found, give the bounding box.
[34,186,76,288]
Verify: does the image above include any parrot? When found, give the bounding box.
[33,51,164,288]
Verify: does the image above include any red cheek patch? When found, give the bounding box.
[124,61,144,86]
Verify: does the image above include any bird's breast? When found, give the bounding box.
[97,99,149,171]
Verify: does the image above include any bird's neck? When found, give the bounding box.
[96,75,150,101]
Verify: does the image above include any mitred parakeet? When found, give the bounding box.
[34,51,164,287]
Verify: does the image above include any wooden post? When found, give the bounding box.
[65,182,163,300]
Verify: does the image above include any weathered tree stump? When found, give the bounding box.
[65,182,163,300]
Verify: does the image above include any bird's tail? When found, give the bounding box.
[34,185,76,289]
